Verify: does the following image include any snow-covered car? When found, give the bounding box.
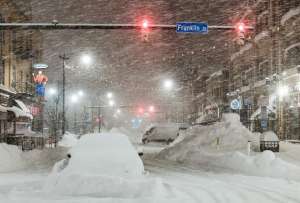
[142,123,187,144]
[260,131,280,152]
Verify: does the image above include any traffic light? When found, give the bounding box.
[237,23,245,32]
[141,19,150,42]
[142,19,149,29]
[236,22,246,45]
[138,107,144,114]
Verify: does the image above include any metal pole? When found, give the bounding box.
[74,111,77,134]
[98,107,101,133]
[59,53,69,135]
[62,56,66,135]
[0,23,255,30]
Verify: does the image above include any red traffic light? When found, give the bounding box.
[236,23,245,32]
[138,107,144,114]
[142,19,149,29]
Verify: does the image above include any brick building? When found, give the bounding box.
[228,0,300,139]
[0,0,43,141]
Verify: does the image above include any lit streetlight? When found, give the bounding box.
[109,100,115,107]
[277,85,289,99]
[71,94,79,103]
[81,54,92,65]
[78,90,84,97]
[107,92,113,99]
[163,79,174,90]
[48,87,57,96]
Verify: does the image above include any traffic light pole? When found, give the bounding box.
[0,22,254,30]
[59,54,69,136]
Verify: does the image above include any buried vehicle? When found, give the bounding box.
[44,133,150,197]
[260,131,280,152]
[142,123,188,144]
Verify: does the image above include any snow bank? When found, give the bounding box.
[160,114,257,155]
[157,113,300,179]
[44,133,157,197]
[220,151,300,179]
[0,143,67,173]
[0,144,25,172]
[58,132,79,147]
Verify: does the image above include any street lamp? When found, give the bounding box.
[48,87,57,96]
[107,92,113,99]
[277,85,289,99]
[109,100,115,107]
[78,90,84,97]
[71,94,79,103]
[163,79,174,91]
[81,54,92,65]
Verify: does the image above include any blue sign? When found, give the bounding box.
[261,119,268,129]
[230,99,241,110]
[176,22,208,33]
[132,118,143,129]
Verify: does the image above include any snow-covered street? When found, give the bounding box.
[1,158,300,203]
[144,159,300,203]
[1,116,300,202]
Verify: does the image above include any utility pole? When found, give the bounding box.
[98,107,101,133]
[59,53,69,135]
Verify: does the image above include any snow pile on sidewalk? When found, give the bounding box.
[159,113,257,157]
[220,150,300,179]
[157,113,300,179]
[0,143,68,173]
[58,132,79,147]
[0,144,25,172]
[45,133,167,197]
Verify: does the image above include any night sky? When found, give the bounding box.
[21,0,247,106]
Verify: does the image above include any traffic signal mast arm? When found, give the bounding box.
[0,22,254,30]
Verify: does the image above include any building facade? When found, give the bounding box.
[228,0,300,139]
[0,0,44,142]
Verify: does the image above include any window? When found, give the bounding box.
[0,14,4,84]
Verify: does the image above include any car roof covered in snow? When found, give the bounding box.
[261,131,279,141]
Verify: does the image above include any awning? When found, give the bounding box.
[6,100,33,119]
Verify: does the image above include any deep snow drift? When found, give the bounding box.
[157,113,300,179]
[0,143,25,172]
[44,133,169,198]
[0,143,67,173]
[58,132,80,147]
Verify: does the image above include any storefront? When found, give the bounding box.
[0,105,7,142]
